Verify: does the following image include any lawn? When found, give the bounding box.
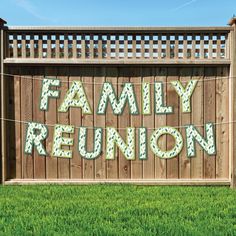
[0,185,235,235]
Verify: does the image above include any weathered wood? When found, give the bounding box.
[45,66,58,179]
[33,67,46,178]
[4,58,231,65]
[118,67,131,179]
[1,25,7,183]
[12,67,22,179]
[130,67,142,179]
[179,67,191,179]
[106,67,118,179]
[94,67,106,179]
[216,66,229,179]
[166,67,179,179]
[191,67,204,179]
[204,67,216,179]
[69,67,82,179]
[4,178,231,186]
[8,26,233,32]
[229,18,236,188]
[7,28,230,61]
[57,68,70,179]
[155,67,167,179]
[142,67,155,179]
[82,67,94,179]
[21,68,33,179]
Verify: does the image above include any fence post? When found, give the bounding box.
[229,17,236,188]
[0,18,7,185]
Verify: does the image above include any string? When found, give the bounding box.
[0,117,234,130]
[0,72,234,85]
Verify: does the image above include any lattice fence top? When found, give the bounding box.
[6,27,232,61]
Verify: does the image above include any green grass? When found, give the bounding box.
[0,185,235,235]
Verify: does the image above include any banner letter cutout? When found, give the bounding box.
[142,83,151,115]
[106,127,135,160]
[24,122,48,156]
[40,78,60,111]
[185,123,216,157]
[150,126,183,159]
[155,82,173,114]
[52,124,75,158]
[78,127,103,159]
[97,82,139,115]
[171,80,197,113]
[138,127,147,159]
[58,81,92,114]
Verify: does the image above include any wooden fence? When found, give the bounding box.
[1,17,236,186]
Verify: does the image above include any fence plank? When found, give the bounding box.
[204,67,216,179]
[118,67,131,179]
[166,67,179,179]
[13,67,22,179]
[155,67,167,179]
[179,67,191,179]
[130,67,142,179]
[142,67,155,179]
[64,34,68,59]
[82,67,94,179]
[57,68,70,179]
[45,66,58,179]
[216,66,229,178]
[106,67,118,179]
[94,67,106,179]
[72,34,77,59]
[47,35,51,58]
[191,67,204,179]
[69,67,82,179]
[21,68,33,178]
[33,67,46,178]
[6,72,15,179]
[38,34,43,58]
[21,34,26,58]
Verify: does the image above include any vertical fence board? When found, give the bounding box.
[45,66,58,179]
[106,67,118,179]
[33,67,46,178]
[179,67,191,179]
[82,67,94,179]
[142,67,155,179]
[155,67,167,179]
[118,68,131,179]
[94,67,106,179]
[21,68,33,178]
[6,72,15,179]
[204,67,216,179]
[130,67,143,179]
[216,66,229,178]
[57,68,70,179]
[13,67,22,179]
[166,67,179,179]
[21,34,26,58]
[69,67,83,179]
[191,67,204,179]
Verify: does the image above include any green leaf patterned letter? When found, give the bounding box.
[40,78,60,111]
[24,122,48,156]
[186,123,216,157]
